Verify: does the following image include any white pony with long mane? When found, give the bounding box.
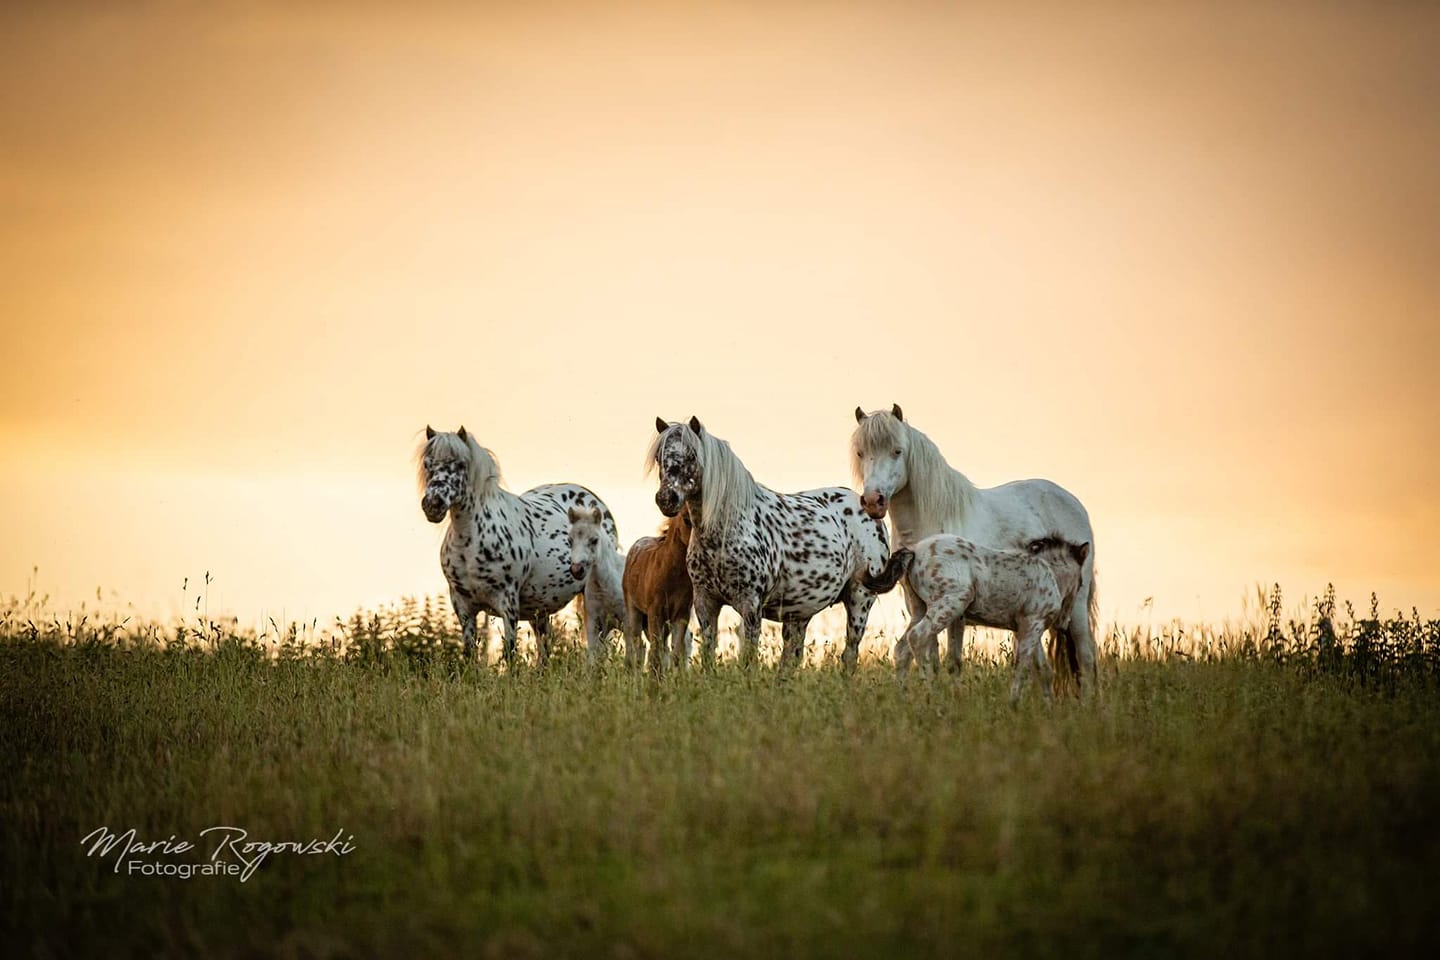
[648,416,890,670]
[850,405,1099,695]
[416,425,618,665]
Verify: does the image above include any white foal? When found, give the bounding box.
[567,505,633,665]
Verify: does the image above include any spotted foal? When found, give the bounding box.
[865,535,1090,703]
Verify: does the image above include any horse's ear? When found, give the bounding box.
[854,406,866,424]
[567,505,582,523]
[1074,542,1091,565]
[425,425,435,439]
[589,506,602,523]
[655,416,668,434]
[688,416,703,435]
[891,404,904,421]
[457,425,469,442]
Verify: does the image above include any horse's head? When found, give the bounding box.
[567,505,607,581]
[850,404,909,519]
[416,425,494,523]
[648,416,703,518]
[665,504,695,546]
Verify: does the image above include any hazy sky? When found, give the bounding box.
[3,0,1437,630]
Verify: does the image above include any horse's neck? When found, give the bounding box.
[887,490,936,546]
[594,542,625,596]
[662,529,689,564]
[891,468,981,546]
[688,484,772,543]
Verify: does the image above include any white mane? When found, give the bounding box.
[415,430,503,501]
[647,422,757,530]
[851,412,975,531]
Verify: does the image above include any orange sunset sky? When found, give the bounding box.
[2,0,1437,631]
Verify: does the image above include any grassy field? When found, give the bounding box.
[3,589,1440,958]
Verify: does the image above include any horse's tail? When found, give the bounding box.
[863,548,914,594]
[1052,552,1098,697]
[1083,559,1099,680]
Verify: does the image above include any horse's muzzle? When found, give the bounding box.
[655,489,681,517]
[421,495,447,523]
[861,491,889,519]
[570,563,587,581]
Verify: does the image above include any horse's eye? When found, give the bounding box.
[589,538,598,547]
[892,449,901,457]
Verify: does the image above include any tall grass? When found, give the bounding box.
[3,585,1439,957]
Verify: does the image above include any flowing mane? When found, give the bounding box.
[415,430,503,501]
[647,423,757,530]
[851,412,976,531]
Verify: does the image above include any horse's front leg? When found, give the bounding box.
[630,606,657,674]
[895,617,937,680]
[693,587,721,671]
[841,588,877,673]
[497,616,520,669]
[735,599,763,670]
[1010,616,1051,706]
[617,605,644,671]
[449,586,475,655]
[917,596,962,678]
[459,610,479,661]
[780,617,810,673]
[582,581,606,666]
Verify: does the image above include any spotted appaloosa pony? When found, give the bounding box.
[649,416,890,670]
[417,426,618,665]
[865,535,1089,703]
[566,504,631,665]
[622,507,694,675]
[851,405,1099,696]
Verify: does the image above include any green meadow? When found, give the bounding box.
[3,588,1439,958]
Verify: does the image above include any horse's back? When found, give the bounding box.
[974,478,1092,547]
[910,534,1062,629]
[512,483,618,616]
[522,483,618,539]
[623,536,662,602]
[624,534,691,617]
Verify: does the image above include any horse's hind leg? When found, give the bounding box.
[530,615,552,668]
[944,620,967,676]
[669,620,691,672]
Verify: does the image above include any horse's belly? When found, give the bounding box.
[761,567,847,621]
[517,559,582,618]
